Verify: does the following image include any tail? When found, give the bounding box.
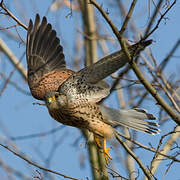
[100,105,160,135]
[26,14,66,79]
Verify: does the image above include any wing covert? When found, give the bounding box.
[59,40,152,104]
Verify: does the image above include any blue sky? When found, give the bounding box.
[0,0,180,179]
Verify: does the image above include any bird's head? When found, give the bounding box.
[44,91,67,110]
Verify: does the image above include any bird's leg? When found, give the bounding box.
[94,135,102,149]
[94,136,112,163]
[103,139,112,163]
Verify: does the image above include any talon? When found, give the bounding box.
[104,139,112,164]
[94,136,112,164]
[94,136,101,149]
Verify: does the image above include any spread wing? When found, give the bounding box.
[59,40,152,104]
[26,14,71,100]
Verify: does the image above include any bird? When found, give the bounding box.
[26,14,160,161]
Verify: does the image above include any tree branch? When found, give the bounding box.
[115,132,153,180]
[90,0,180,125]
[0,0,27,30]
[0,37,27,80]
[0,144,80,180]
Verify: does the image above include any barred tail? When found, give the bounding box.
[100,106,160,135]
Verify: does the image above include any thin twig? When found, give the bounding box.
[115,132,153,180]
[119,0,137,36]
[0,38,27,80]
[0,157,31,180]
[148,126,180,178]
[90,0,180,125]
[143,0,176,40]
[10,126,64,141]
[0,0,27,30]
[159,39,180,72]
[0,144,81,180]
[116,131,180,163]
[144,0,164,37]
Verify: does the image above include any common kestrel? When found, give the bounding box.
[26,14,159,161]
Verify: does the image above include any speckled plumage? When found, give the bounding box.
[26,14,73,100]
[46,95,114,138]
[26,14,159,143]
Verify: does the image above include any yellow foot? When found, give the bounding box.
[104,139,112,164]
[94,136,101,149]
[94,136,112,164]
[104,146,112,164]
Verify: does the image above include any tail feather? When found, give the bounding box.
[99,105,160,135]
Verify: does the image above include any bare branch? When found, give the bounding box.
[146,126,180,179]
[144,0,177,40]
[115,132,154,180]
[0,38,27,80]
[0,144,81,180]
[90,0,180,125]
[0,0,27,30]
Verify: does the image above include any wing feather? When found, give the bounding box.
[59,40,152,104]
[26,14,68,100]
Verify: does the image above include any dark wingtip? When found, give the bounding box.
[28,14,41,35]
[28,19,33,33]
[35,13,40,25]
[146,113,156,120]
[141,39,153,47]
[36,14,40,21]
[42,16,47,24]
